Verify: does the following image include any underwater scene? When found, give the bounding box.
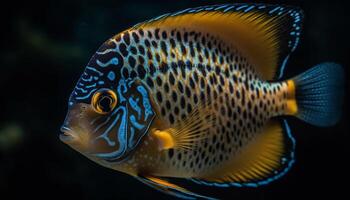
[1,0,349,199]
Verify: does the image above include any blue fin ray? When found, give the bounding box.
[292,63,344,126]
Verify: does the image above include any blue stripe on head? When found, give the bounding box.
[97,57,119,67]
[93,106,128,160]
[108,71,116,81]
[70,45,125,104]
[75,88,97,100]
[86,66,104,76]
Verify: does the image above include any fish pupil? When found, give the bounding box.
[99,96,113,112]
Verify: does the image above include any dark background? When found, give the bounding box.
[1,0,349,199]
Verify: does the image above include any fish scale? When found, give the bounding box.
[96,27,289,177]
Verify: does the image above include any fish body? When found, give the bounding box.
[60,4,344,199]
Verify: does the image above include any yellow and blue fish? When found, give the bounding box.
[60,4,344,199]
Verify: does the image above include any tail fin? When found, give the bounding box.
[292,63,344,127]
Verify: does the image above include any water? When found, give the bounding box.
[1,0,349,199]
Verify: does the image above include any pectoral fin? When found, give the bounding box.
[136,175,216,200]
[152,102,215,151]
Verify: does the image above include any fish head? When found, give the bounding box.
[60,42,155,163]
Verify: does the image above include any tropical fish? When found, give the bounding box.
[60,3,344,199]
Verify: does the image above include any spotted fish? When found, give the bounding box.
[60,4,344,199]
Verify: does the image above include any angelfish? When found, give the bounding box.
[60,4,344,199]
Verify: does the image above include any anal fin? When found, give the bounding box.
[136,175,217,200]
[192,120,295,187]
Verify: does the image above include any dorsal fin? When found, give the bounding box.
[131,4,303,80]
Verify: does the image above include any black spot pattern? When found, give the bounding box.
[107,27,288,174]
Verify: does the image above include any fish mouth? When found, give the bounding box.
[59,126,75,142]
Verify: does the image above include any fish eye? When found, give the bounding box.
[92,88,117,114]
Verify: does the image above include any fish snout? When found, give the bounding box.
[60,106,81,143]
[59,125,75,142]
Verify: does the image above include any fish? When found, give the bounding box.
[60,3,344,199]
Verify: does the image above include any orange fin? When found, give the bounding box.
[191,120,295,187]
[285,80,298,115]
[136,175,217,200]
[131,4,303,80]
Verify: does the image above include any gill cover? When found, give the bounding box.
[95,79,155,162]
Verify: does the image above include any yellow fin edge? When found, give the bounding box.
[199,120,286,184]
